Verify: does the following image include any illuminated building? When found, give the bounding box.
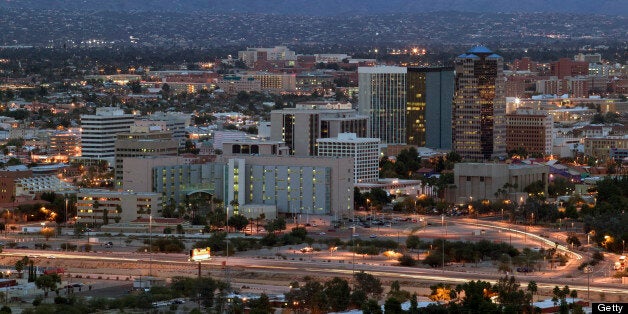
[358,66,407,145]
[407,67,454,149]
[80,107,135,166]
[453,46,506,161]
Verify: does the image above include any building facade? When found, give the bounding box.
[76,189,163,225]
[453,46,507,161]
[454,163,549,203]
[114,126,178,188]
[506,109,553,156]
[270,102,368,156]
[584,136,628,161]
[317,133,379,183]
[153,155,354,220]
[358,66,407,145]
[80,107,135,166]
[407,67,455,149]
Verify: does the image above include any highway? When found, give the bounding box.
[3,247,626,297]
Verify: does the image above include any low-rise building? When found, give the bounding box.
[454,163,549,203]
[76,189,162,225]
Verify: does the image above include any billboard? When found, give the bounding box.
[189,247,211,262]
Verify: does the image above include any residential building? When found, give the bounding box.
[80,107,135,166]
[317,133,380,183]
[270,102,368,156]
[358,66,407,145]
[76,189,163,225]
[453,46,507,161]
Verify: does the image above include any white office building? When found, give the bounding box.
[80,107,135,166]
[358,66,407,145]
[317,133,380,183]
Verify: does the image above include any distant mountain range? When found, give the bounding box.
[1,0,626,16]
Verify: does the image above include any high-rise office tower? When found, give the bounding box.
[270,102,368,156]
[358,66,407,145]
[80,107,135,166]
[407,67,455,149]
[453,46,506,161]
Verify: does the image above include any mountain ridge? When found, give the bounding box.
[0,0,626,16]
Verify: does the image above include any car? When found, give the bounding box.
[352,233,360,237]
[369,234,377,238]
[516,267,533,273]
[312,223,318,227]
[47,255,56,259]
[318,232,326,236]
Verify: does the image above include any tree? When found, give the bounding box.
[228,214,249,232]
[569,289,578,304]
[387,280,411,302]
[406,235,420,250]
[354,271,383,298]
[527,281,538,302]
[454,280,498,312]
[324,277,351,312]
[362,299,382,314]
[494,276,531,313]
[566,234,581,248]
[14,257,28,278]
[429,283,453,301]
[248,293,273,314]
[285,278,327,313]
[398,254,417,267]
[41,228,55,241]
[114,205,122,223]
[384,297,403,313]
[128,80,142,94]
[35,273,61,297]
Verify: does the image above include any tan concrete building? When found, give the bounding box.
[114,125,178,188]
[454,163,549,203]
[584,136,628,161]
[121,156,184,192]
[222,140,290,157]
[48,130,81,157]
[76,189,163,225]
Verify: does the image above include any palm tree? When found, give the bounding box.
[570,289,578,304]
[527,281,538,310]
[114,205,122,223]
